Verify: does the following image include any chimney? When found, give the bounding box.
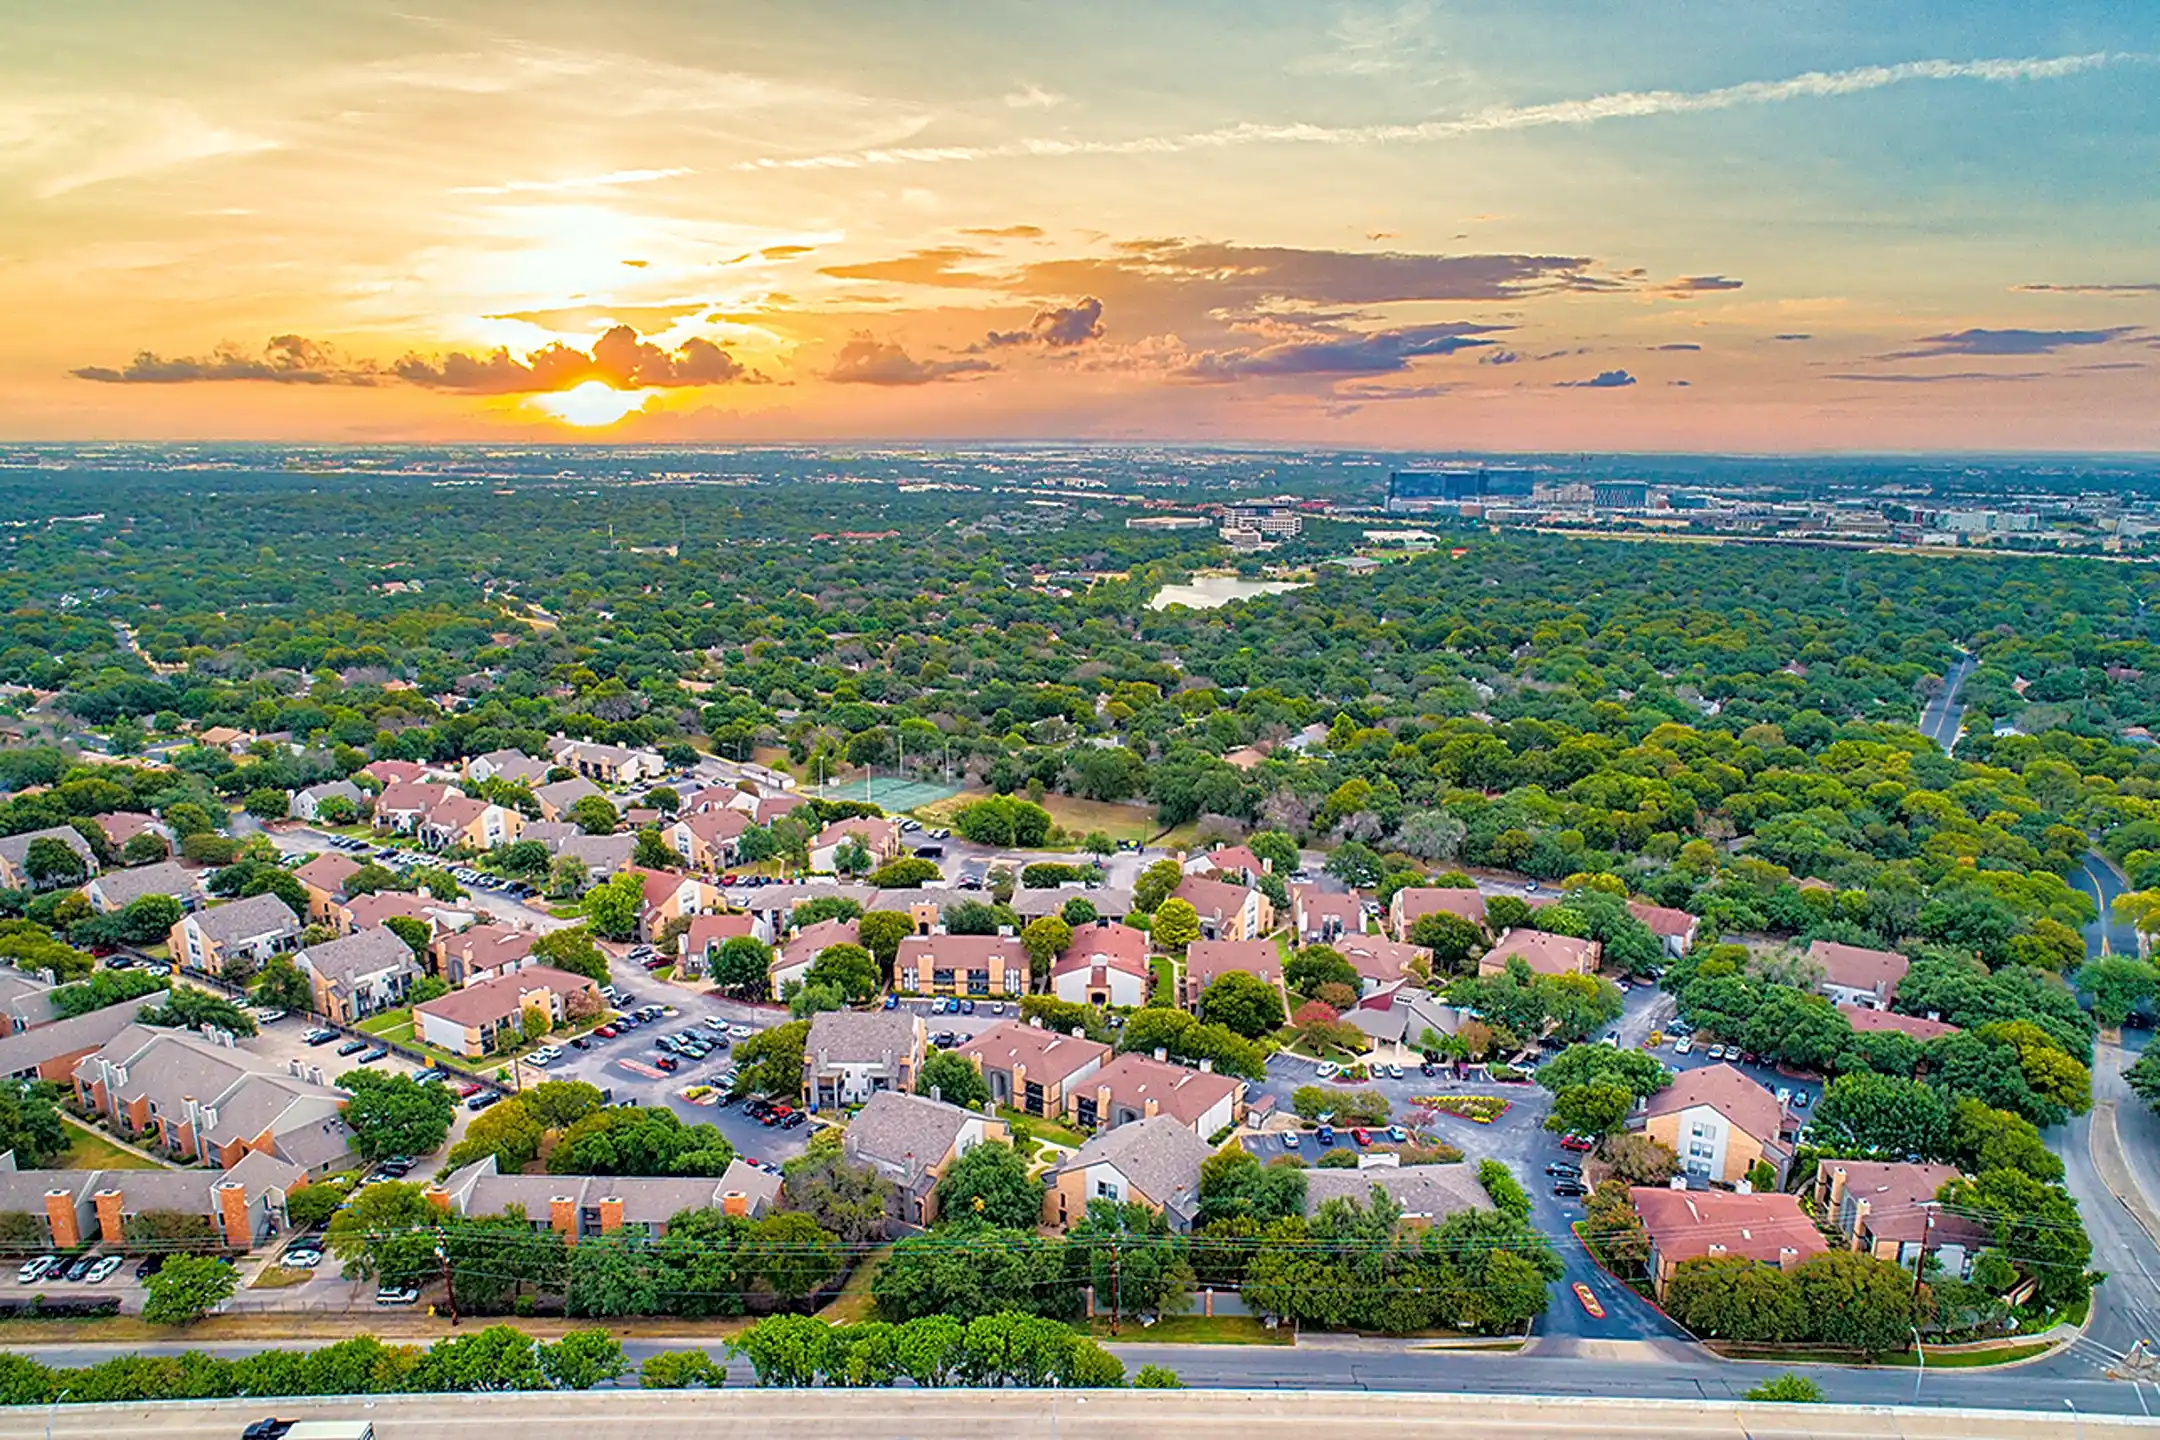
[1668,1176,1688,1190]
[1827,1165,1851,1208]
[92,1189,125,1246]
[43,1190,81,1250]
[423,1183,452,1212]
[597,1196,624,1233]
[549,1195,577,1241]
[1198,1058,1214,1074]
[1070,1027,1084,1039]
[215,1181,250,1249]
[1154,1047,1168,1063]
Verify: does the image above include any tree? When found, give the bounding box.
[633,828,675,871]
[383,913,432,961]
[1791,1250,1926,1354]
[1940,1167,2093,1309]
[793,896,864,927]
[641,1348,727,1389]
[1813,1072,1951,1158]
[1066,1199,1193,1320]
[734,1018,809,1099]
[1408,911,1485,974]
[1197,970,1285,1039]
[2079,957,2157,1027]
[1019,916,1072,986]
[1286,945,1359,997]
[857,910,915,968]
[1196,1145,1307,1225]
[1133,859,1183,915]
[2128,1048,2160,1111]
[0,1083,67,1167]
[1603,1133,1679,1184]
[804,942,881,1003]
[252,955,313,1012]
[782,1136,893,1243]
[1061,896,1098,927]
[339,1069,456,1161]
[22,837,85,890]
[1478,1159,1532,1218]
[529,925,610,985]
[932,1142,1039,1229]
[712,936,773,1000]
[1395,810,1468,862]
[1536,1044,1670,1100]
[547,854,589,900]
[444,1096,546,1173]
[870,856,940,887]
[832,836,873,877]
[1946,1097,2063,1182]
[142,1253,238,1325]
[918,1050,992,1109]
[495,839,554,881]
[549,1106,734,1177]
[1150,898,1200,951]
[244,788,290,822]
[580,870,644,940]
[1324,840,1384,889]
[568,794,620,836]
[787,980,847,1019]
[1547,1082,1634,1137]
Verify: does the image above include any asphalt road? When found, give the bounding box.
[2072,850,2143,961]
[1918,651,1976,751]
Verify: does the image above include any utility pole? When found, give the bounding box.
[1109,1234,1122,1337]
[1911,1205,1936,1304]
[435,1236,460,1327]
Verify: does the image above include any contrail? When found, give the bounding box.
[735,51,2140,172]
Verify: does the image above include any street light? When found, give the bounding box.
[2066,1398,2084,1440]
[44,1389,69,1440]
[1910,1325,1923,1402]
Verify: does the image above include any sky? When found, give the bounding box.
[3,0,2157,450]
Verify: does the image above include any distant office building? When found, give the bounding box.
[1222,506,1303,538]
[1126,515,1211,531]
[1592,481,1650,510]
[1388,470,1485,511]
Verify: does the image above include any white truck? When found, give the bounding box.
[241,1421,375,1440]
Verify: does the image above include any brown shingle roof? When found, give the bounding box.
[1644,1062,1785,1146]
[1086,1052,1242,1127]
[1808,940,1911,1001]
[413,965,593,1027]
[1839,1005,1958,1042]
[1394,886,1487,929]
[1632,1186,1829,1267]
[958,1021,1111,1086]
[1172,874,1256,923]
[1482,927,1598,975]
[1052,921,1150,980]
[1185,938,1281,989]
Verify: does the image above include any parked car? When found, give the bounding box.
[1792,1091,1812,1108]
[375,1285,421,1306]
[454,1081,483,1098]
[1281,1131,1300,1150]
[466,1092,499,1111]
[1350,1127,1371,1146]
[279,1247,322,1270]
[1386,1125,1408,1143]
[653,1054,680,1072]
[336,1038,368,1056]
[1385,1064,1405,1080]
[62,1254,97,1282]
[15,1255,56,1284]
[1314,1062,1340,1080]
[356,1046,389,1064]
[727,1024,753,1039]
[1546,1162,1583,1177]
[1552,1180,1589,1198]
[134,1254,165,1280]
[1672,1037,1693,1055]
[1558,1132,1596,1152]
[882,993,900,1009]
[1705,1043,1726,1060]
[1315,1125,1335,1146]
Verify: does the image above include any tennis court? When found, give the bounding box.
[815,776,965,812]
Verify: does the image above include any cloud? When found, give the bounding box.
[71,335,381,386]
[736,51,2140,171]
[2011,282,2160,295]
[2,96,278,199]
[826,334,995,385]
[1653,342,1703,351]
[449,167,691,195]
[1557,369,1638,388]
[1479,350,1522,365]
[1004,83,1066,109]
[981,296,1106,350]
[1883,326,2142,359]
[1330,380,1456,401]
[1181,320,1506,380]
[1772,333,1813,341]
[1293,1,1435,77]
[818,246,1000,286]
[760,245,816,259]
[394,325,752,392]
[1825,370,2048,383]
[960,225,1046,238]
[1658,275,1744,297]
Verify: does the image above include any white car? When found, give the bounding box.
[375,1286,421,1306]
[15,1255,55,1284]
[85,1255,125,1284]
[281,1247,323,1270]
[1706,1044,1727,1060]
[1281,1132,1301,1150]
[1315,1062,1340,1080]
[727,1024,754,1040]
[1673,1037,1693,1054]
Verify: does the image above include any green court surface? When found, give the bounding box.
[816,776,964,812]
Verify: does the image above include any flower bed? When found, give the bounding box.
[1417,1094,1512,1124]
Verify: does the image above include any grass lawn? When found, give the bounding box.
[1150,954,1177,1004]
[919,791,1165,845]
[57,1119,167,1171]
[248,1266,316,1290]
[817,1247,889,1324]
[1712,1340,2053,1368]
[358,1006,413,1035]
[997,1106,1089,1147]
[1083,1314,1288,1345]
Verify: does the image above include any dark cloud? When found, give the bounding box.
[1652,342,1703,351]
[819,246,999,286]
[72,335,382,386]
[395,325,751,393]
[1556,369,1637,389]
[1772,333,1812,341]
[2012,282,2160,295]
[1670,379,1692,386]
[621,259,649,268]
[760,245,816,259]
[1824,371,2047,384]
[1180,321,1506,381]
[960,225,1045,238]
[981,296,1105,350]
[1884,326,2141,359]
[1478,350,1521,365]
[1657,275,1744,297]
[827,333,995,386]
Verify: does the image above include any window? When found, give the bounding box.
[1095,1180,1118,1200]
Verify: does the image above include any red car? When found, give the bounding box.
[653,1054,680,1072]
[1350,1127,1372,1147]
[595,1025,618,1038]
[1558,1133,1596,1152]
[454,1081,483,1098]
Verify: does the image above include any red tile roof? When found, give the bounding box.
[1627,900,1699,939]
[1481,927,1598,975]
[1054,921,1150,980]
[1808,940,1911,1000]
[1839,1005,1959,1042]
[1394,886,1487,929]
[1185,938,1281,989]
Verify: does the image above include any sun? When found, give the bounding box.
[528,381,652,427]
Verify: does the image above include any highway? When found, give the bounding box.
[4,1385,2158,1439]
